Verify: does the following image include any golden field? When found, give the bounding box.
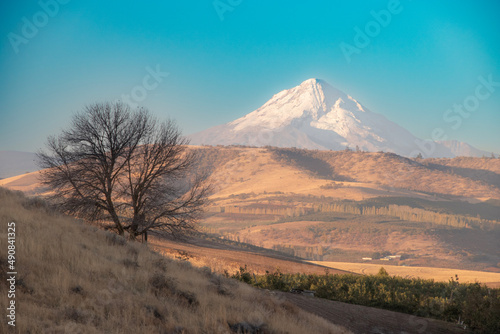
[309,261,500,288]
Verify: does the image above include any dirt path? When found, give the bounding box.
[278,292,467,334]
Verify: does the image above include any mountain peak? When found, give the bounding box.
[298,78,333,94]
[300,78,325,86]
[229,78,347,131]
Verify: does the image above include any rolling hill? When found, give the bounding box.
[3,146,499,201]
[2,182,481,333]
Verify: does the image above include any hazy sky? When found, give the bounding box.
[1,0,499,153]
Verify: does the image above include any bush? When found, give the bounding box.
[377,267,389,277]
[231,265,253,284]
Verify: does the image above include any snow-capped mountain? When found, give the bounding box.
[189,79,489,158]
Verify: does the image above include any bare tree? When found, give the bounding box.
[37,102,211,240]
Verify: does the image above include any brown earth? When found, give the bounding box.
[149,235,471,334]
[149,235,353,276]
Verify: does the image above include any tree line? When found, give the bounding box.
[212,201,499,230]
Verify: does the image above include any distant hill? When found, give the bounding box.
[0,151,38,179]
[191,146,500,271]
[192,146,500,201]
[2,146,500,201]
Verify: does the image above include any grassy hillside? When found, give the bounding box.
[0,188,349,333]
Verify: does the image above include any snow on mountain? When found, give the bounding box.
[0,151,39,179]
[189,79,485,158]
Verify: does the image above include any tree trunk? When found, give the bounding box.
[108,207,125,235]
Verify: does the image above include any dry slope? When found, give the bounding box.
[0,187,349,334]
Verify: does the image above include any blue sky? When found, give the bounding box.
[1,0,499,153]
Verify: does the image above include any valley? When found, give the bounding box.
[194,146,500,273]
[3,145,499,274]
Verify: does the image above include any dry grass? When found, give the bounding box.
[0,187,350,333]
[427,156,500,174]
[305,150,500,200]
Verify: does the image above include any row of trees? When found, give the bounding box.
[214,201,497,229]
[271,244,325,260]
[215,205,311,217]
[313,203,497,229]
